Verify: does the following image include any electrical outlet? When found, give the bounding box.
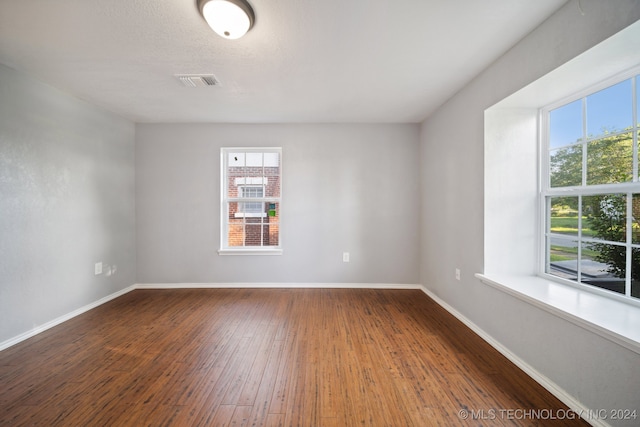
[343,252,350,263]
[95,262,103,275]
[455,268,461,281]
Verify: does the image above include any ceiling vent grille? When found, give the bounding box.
[175,74,220,87]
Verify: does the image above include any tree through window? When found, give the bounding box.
[543,71,640,301]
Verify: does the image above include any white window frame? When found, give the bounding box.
[219,147,282,255]
[540,66,640,305]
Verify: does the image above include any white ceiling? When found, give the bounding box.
[0,0,567,123]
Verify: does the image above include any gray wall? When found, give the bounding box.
[0,64,136,345]
[420,0,640,424]
[136,123,420,285]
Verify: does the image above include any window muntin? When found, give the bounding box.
[543,71,640,302]
[221,148,281,251]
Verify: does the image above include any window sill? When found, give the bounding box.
[475,273,640,355]
[218,248,282,256]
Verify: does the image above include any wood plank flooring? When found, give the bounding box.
[0,289,590,426]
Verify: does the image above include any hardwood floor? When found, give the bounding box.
[0,289,590,426]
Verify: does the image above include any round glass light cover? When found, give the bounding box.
[202,0,251,39]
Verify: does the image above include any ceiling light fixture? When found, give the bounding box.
[197,0,255,40]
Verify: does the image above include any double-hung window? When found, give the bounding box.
[220,148,281,254]
[542,69,640,301]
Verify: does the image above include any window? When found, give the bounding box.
[220,148,281,254]
[542,70,640,301]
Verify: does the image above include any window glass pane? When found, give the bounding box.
[264,153,281,197]
[550,196,579,237]
[547,238,578,280]
[240,201,264,214]
[263,202,279,245]
[549,99,582,149]
[586,132,632,185]
[583,194,626,243]
[245,223,263,246]
[550,145,582,187]
[265,202,279,219]
[227,153,247,198]
[229,200,241,217]
[632,248,640,299]
[264,152,280,167]
[229,152,246,167]
[265,176,281,198]
[633,194,640,245]
[242,186,263,198]
[266,225,280,246]
[228,218,245,247]
[586,79,632,138]
[246,152,263,167]
[581,242,626,294]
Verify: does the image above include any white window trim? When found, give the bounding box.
[219,147,282,255]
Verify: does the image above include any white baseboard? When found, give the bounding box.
[0,284,137,352]
[135,282,422,289]
[418,285,609,427]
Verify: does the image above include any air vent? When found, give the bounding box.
[175,74,221,87]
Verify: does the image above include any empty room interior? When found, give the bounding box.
[1,0,640,426]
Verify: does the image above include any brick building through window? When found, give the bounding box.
[221,149,281,251]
